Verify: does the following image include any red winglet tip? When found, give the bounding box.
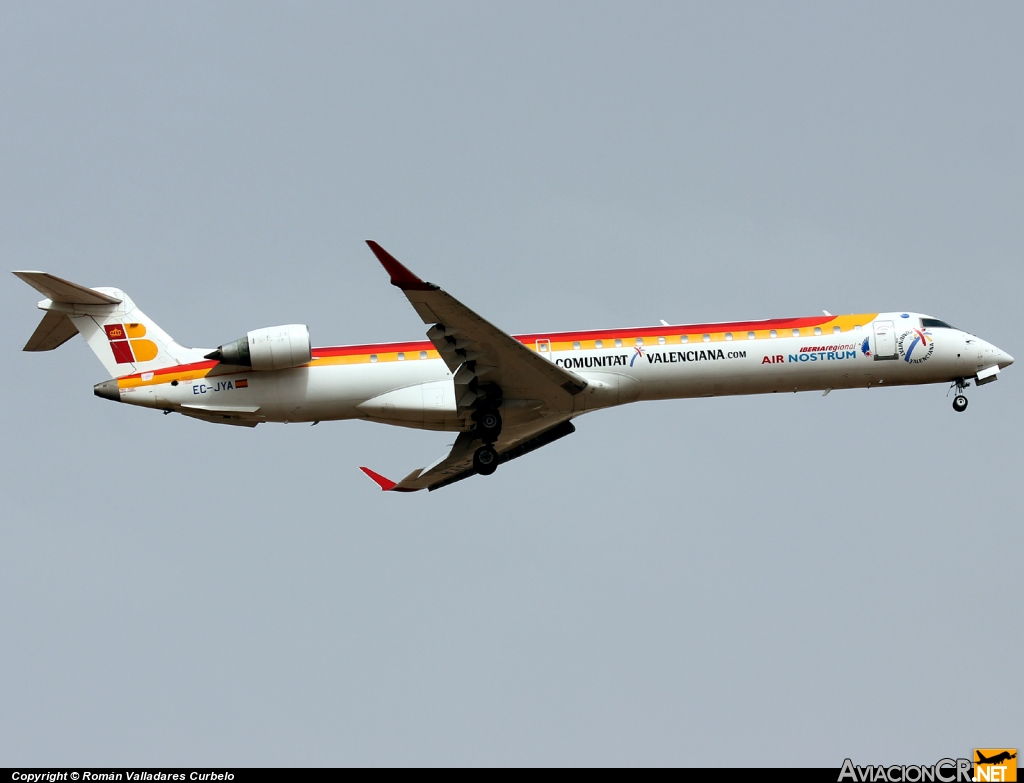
[359,466,397,491]
[365,241,433,291]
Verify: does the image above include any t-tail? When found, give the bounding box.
[14,271,209,396]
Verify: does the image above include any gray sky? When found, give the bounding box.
[1,1,1021,766]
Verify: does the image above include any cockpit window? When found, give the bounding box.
[921,318,955,329]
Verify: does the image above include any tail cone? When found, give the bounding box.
[94,379,120,402]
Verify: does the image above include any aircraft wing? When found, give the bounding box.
[361,416,576,492]
[365,241,588,414]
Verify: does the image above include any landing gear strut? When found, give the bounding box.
[949,379,970,413]
[474,445,498,476]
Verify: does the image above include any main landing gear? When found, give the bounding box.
[473,444,499,475]
[476,409,502,442]
[472,403,502,476]
[468,383,503,476]
[949,379,970,413]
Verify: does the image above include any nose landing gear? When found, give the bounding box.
[949,379,970,413]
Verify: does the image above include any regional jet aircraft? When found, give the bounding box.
[15,242,1015,491]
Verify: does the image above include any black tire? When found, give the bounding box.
[477,409,502,442]
[473,445,499,476]
[953,394,968,412]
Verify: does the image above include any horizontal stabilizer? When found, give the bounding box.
[12,271,122,305]
[24,310,78,351]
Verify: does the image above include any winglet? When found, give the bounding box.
[365,241,437,291]
[359,466,397,491]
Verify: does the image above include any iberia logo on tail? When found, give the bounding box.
[104,323,158,364]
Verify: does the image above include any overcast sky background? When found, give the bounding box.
[1,1,1021,767]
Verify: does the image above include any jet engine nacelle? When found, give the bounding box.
[207,324,312,371]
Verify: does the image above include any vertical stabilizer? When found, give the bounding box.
[14,271,210,377]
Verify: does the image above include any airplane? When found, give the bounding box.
[15,241,1015,492]
[976,752,1016,765]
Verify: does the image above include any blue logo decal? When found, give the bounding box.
[899,328,934,364]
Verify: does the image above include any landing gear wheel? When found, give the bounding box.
[473,445,499,476]
[953,394,968,413]
[476,409,502,442]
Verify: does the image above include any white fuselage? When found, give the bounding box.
[113,311,1013,430]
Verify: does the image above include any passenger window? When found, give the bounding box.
[681,335,689,343]
[658,336,666,345]
[636,337,644,346]
[420,350,428,360]
[833,326,841,334]
[748,331,756,340]
[397,352,405,361]
[814,327,822,336]
[769,330,777,338]
[725,333,733,341]
[615,338,622,347]
[595,339,603,349]
[702,334,710,342]
[792,328,801,337]
[573,341,581,350]
[370,354,378,363]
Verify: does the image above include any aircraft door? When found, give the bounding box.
[873,321,898,360]
[536,338,553,360]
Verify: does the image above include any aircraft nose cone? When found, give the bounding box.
[999,350,1014,367]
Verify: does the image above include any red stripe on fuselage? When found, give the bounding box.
[310,316,837,358]
[115,316,836,379]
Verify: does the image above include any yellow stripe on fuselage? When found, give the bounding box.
[117,314,879,388]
